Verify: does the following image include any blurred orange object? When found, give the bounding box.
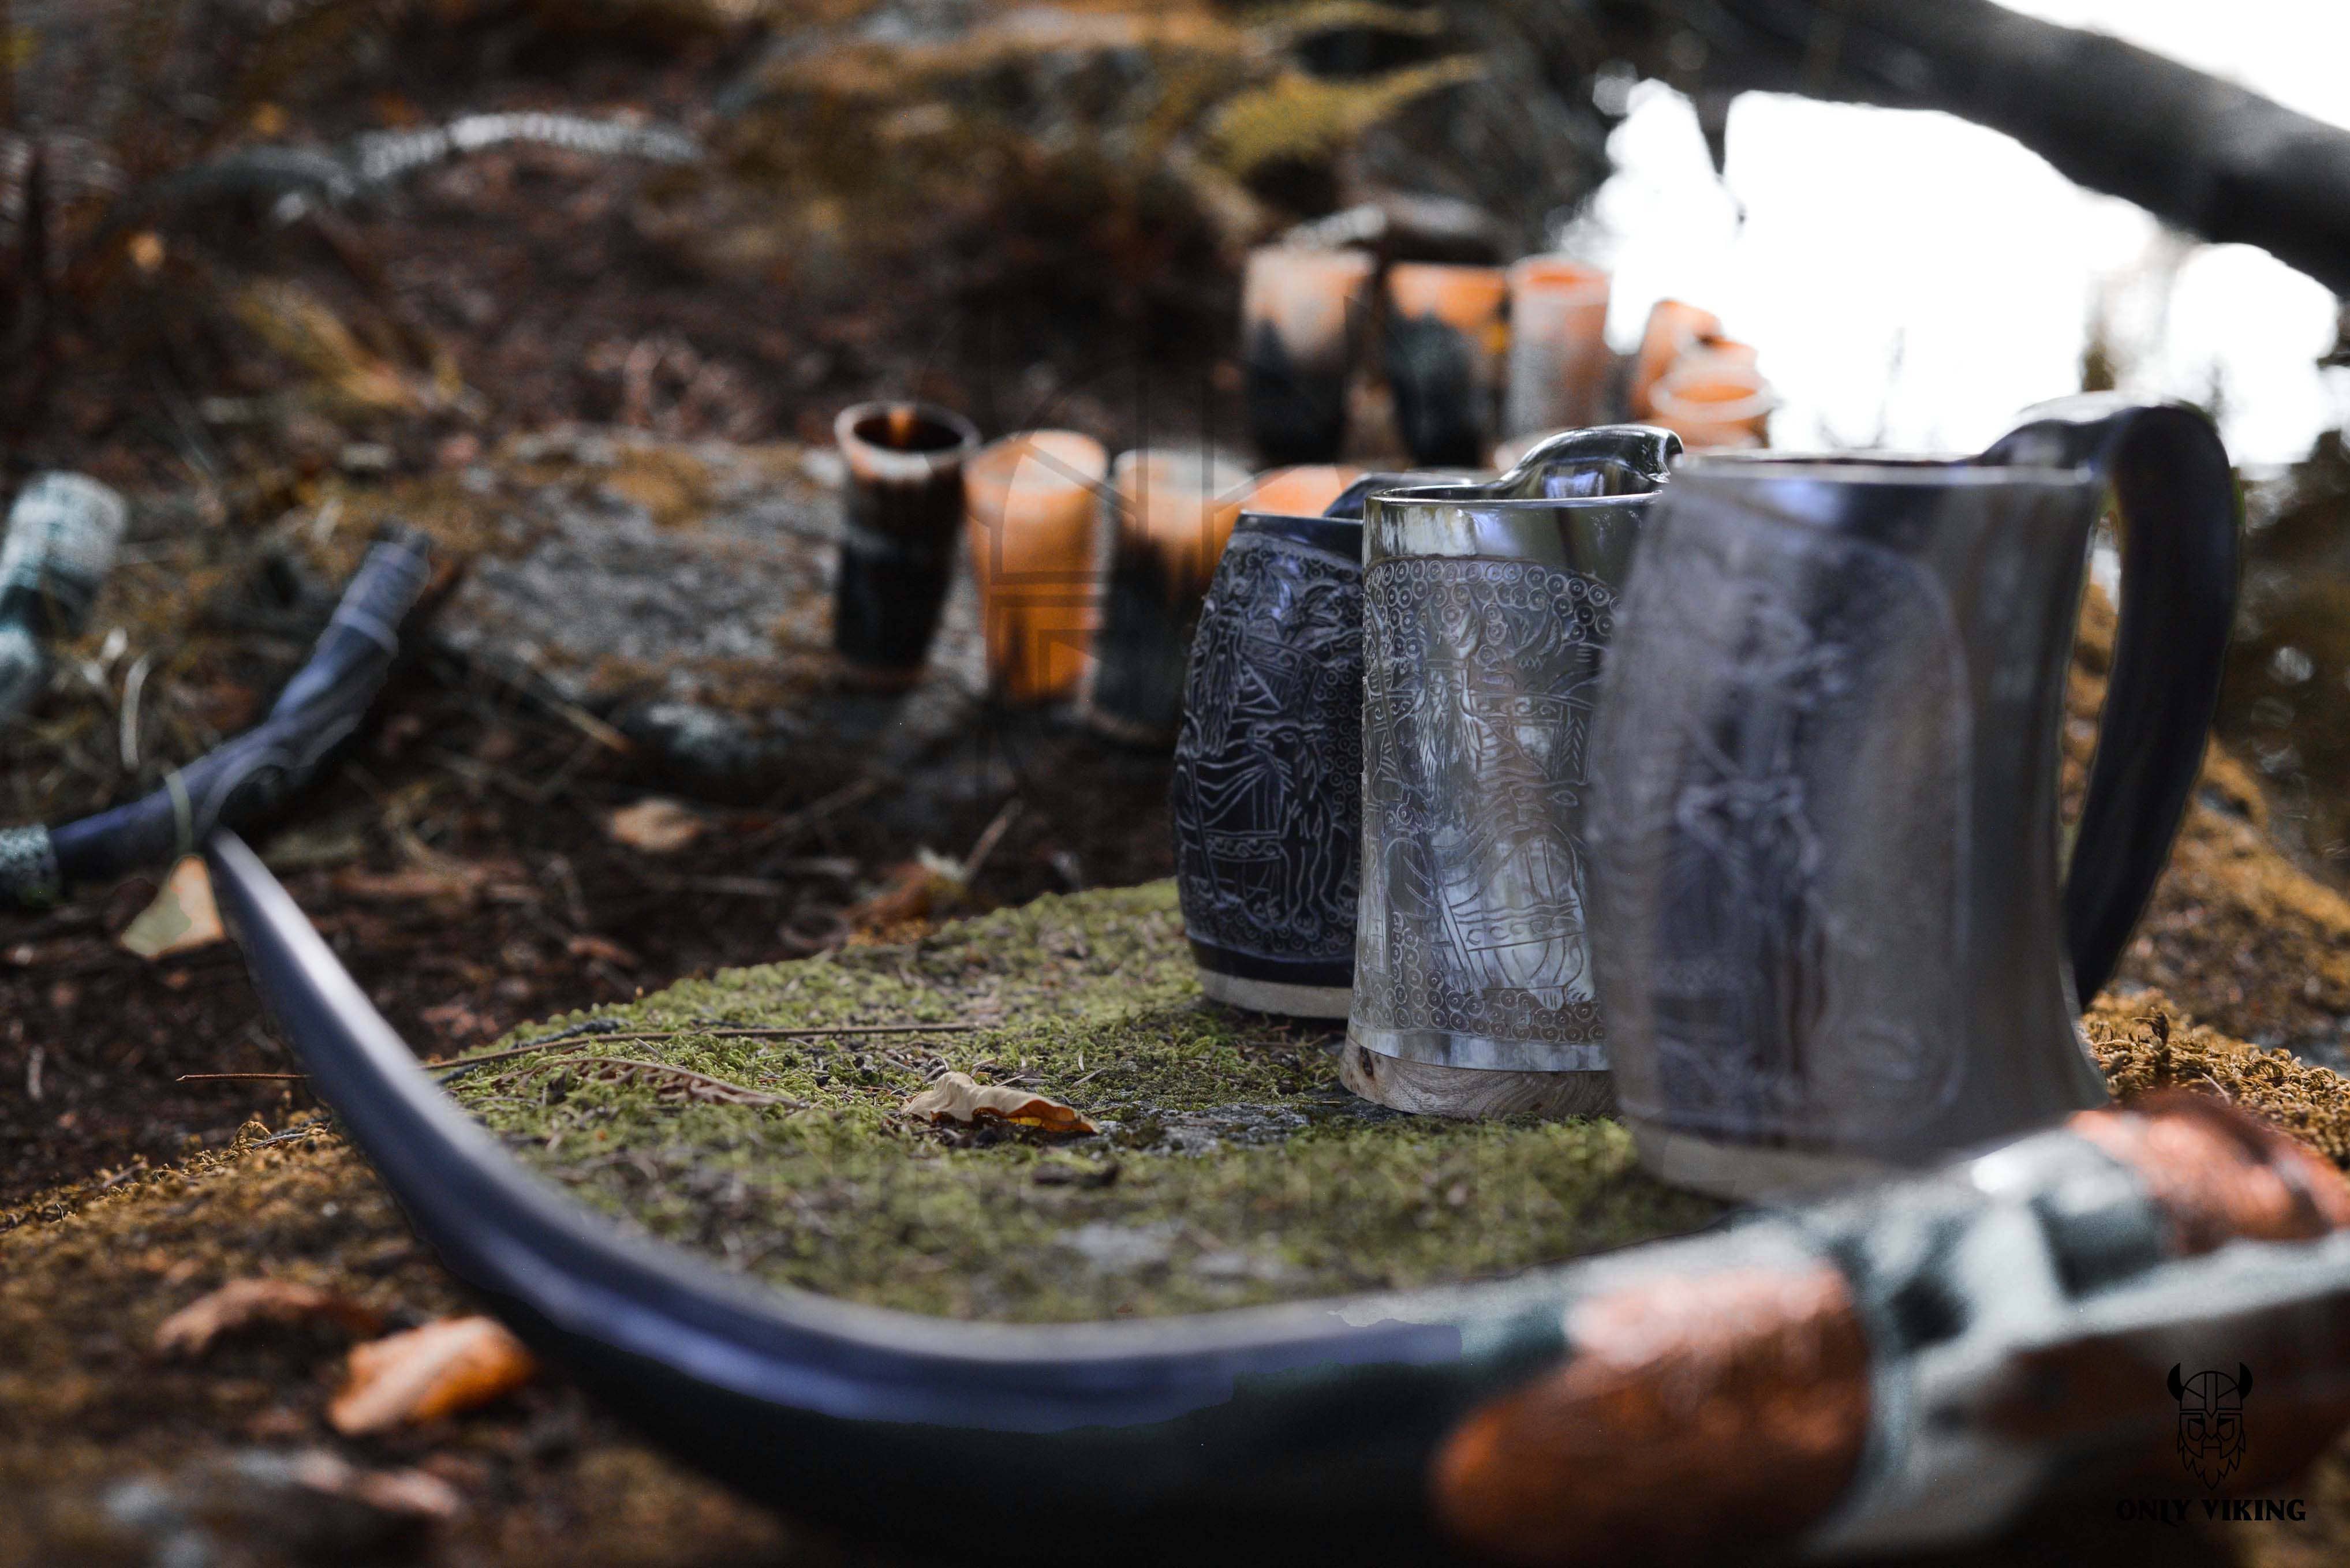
[1246,463,1364,518]
[1243,248,1376,465]
[1504,256,1611,438]
[1108,448,1254,604]
[1385,263,1511,466]
[1628,299,1724,419]
[1647,361,1776,450]
[1085,447,1254,745]
[963,430,1109,705]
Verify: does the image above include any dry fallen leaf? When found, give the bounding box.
[154,1278,384,1357]
[328,1316,538,1435]
[118,857,227,960]
[606,797,704,854]
[901,1071,1098,1136]
[272,1457,465,1523]
[566,933,641,968]
[847,850,968,935]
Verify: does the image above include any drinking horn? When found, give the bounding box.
[203,826,2350,1565]
[0,526,433,910]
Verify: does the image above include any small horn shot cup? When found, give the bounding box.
[1243,247,1377,466]
[1384,262,1510,468]
[831,401,982,686]
[1647,360,1776,451]
[1504,256,1611,440]
[963,431,1110,706]
[1083,448,1252,747]
[1628,298,1725,420]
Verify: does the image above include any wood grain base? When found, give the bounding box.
[1341,1038,1616,1120]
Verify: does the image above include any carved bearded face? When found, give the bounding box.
[2172,1364,2251,1488]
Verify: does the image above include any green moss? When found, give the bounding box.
[1206,56,1484,177]
[447,882,1721,1323]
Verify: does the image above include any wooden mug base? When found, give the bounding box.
[1340,1038,1616,1121]
[1628,1120,1895,1202]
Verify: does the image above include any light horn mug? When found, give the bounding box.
[1585,395,2239,1199]
[1347,426,1683,1117]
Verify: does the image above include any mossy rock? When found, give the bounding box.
[447,881,1723,1323]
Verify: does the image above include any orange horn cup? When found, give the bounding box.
[1243,247,1377,466]
[963,431,1111,706]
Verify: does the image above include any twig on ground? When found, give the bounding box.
[568,1056,805,1107]
[960,798,1022,882]
[431,1019,983,1077]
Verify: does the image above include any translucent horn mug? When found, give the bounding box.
[1347,426,1682,1117]
[1585,395,2240,1199]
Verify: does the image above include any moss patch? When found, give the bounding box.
[445,882,1720,1322]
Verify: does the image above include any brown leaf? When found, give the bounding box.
[847,852,967,935]
[566,933,641,968]
[118,857,227,960]
[328,1316,537,1435]
[606,797,704,854]
[154,1278,384,1357]
[901,1071,1097,1136]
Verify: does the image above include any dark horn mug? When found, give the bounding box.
[1171,470,1410,1017]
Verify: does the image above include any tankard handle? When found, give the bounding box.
[1980,395,2241,1004]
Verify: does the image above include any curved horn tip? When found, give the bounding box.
[2169,1364,2188,1401]
[2237,1363,2253,1399]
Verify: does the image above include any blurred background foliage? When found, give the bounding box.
[0,0,1656,496]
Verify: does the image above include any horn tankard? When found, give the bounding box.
[1585,396,2240,1197]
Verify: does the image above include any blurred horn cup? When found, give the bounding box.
[1628,299,1724,421]
[1647,361,1775,451]
[832,401,981,684]
[1384,261,1509,468]
[1504,256,1611,439]
[1083,447,1253,747]
[1243,247,1377,467]
[963,431,1111,706]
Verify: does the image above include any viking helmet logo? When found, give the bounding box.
[2170,1363,2251,1488]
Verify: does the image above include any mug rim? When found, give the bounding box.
[1366,484,1669,512]
[1679,452,2094,487]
